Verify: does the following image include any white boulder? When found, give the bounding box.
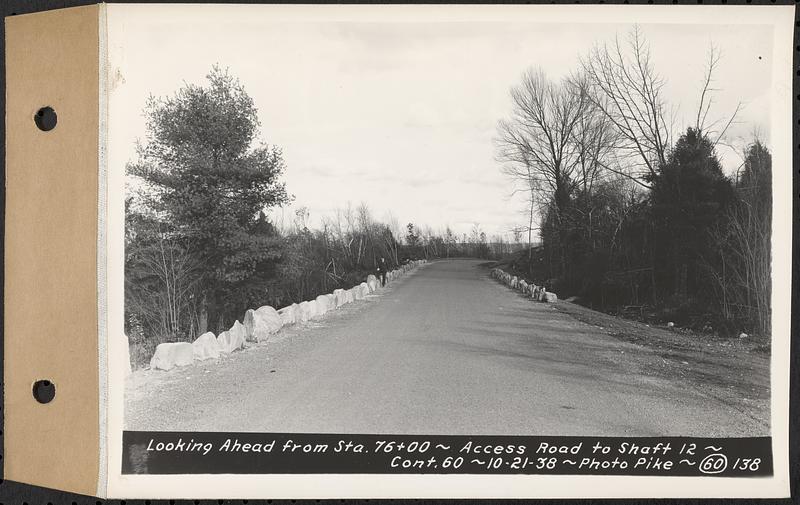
[359,282,370,298]
[150,342,193,371]
[366,275,379,292]
[257,306,283,331]
[315,295,331,317]
[544,292,558,303]
[298,300,315,322]
[295,302,306,322]
[217,320,246,353]
[278,304,297,326]
[192,331,222,361]
[231,319,248,342]
[333,289,347,307]
[244,306,283,342]
[242,310,257,341]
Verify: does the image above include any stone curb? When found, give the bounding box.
[143,259,430,371]
[491,267,558,304]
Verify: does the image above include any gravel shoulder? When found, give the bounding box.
[550,299,771,431]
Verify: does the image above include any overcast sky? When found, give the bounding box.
[108,5,776,239]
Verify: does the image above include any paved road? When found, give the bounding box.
[125,259,768,436]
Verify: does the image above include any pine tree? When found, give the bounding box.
[651,127,735,300]
[127,66,289,333]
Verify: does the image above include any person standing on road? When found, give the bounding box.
[377,257,387,287]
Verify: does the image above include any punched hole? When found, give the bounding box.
[32,380,55,404]
[33,106,57,131]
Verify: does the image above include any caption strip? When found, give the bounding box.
[123,432,771,477]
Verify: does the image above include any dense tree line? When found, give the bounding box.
[124,67,514,364]
[497,28,772,336]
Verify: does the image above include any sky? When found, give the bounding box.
[107,5,777,240]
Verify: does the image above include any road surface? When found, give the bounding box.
[125,259,769,436]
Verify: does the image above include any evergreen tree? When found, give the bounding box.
[738,140,772,208]
[650,127,735,300]
[127,66,289,333]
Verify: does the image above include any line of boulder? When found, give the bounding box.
[145,259,429,372]
[491,267,558,303]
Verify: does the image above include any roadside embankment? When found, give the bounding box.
[129,260,429,373]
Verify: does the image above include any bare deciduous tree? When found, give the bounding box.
[497,68,590,214]
[125,229,202,365]
[694,44,743,151]
[579,26,672,187]
[568,76,622,194]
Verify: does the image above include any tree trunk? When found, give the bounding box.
[527,190,534,275]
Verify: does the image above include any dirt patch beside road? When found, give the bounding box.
[552,300,770,429]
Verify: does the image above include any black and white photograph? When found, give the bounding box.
[103,3,792,498]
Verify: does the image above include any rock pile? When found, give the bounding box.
[145,259,428,371]
[491,267,558,303]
